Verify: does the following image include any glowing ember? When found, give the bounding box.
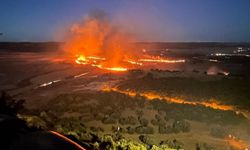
[94,64,127,72]
[139,58,185,63]
[74,72,89,78]
[126,60,143,66]
[103,67,127,72]
[75,55,88,64]
[226,134,249,150]
[87,56,106,60]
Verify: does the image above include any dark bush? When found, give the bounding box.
[139,118,149,126]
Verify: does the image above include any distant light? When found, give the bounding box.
[209,59,219,62]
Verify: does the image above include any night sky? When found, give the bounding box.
[0,0,250,42]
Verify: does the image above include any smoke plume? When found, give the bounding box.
[64,10,136,67]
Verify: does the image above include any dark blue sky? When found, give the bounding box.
[0,0,250,42]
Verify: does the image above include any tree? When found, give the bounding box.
[172,120,190,133]
[139,135,154,146]
[139,118,149,126]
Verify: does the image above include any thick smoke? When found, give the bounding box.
[64,10,136,67]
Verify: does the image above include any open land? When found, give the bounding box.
[1,42,250,149]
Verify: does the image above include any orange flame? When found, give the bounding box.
[102,87,235,111]
[102,67,127,72]
[139,56,185,63]
[64,13,135,71]
[102,87,249,149]
[226,134,249,150]
[75,55,88,64]
[74,54,186,71]
[64,13,186,72]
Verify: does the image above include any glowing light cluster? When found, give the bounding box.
[211,53,250,57]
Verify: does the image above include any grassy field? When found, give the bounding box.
[118,74,250,109]
[21,90,250,149]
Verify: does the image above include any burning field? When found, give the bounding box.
[1,42,250,149]
[63,12,185,72]
[1,0,250,149]
[0,12,250,150]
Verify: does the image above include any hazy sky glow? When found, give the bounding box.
[0,0,250,42]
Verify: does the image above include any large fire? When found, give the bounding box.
[64,12,185,72]
[74,54,185,72]
[75,54,128,71]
